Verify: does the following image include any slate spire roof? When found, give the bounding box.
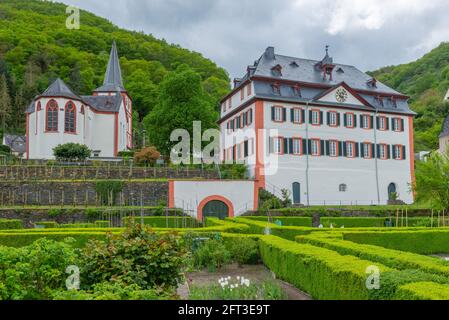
[94,41,126,92]
[440,115,449,138]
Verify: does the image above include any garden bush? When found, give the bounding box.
[193,238,231,272]
[320,217,388,228]
[34,221,59,229]
[258,235,392,300]
[79,224,189,289]
[225,237,260,265]
[134,147,161,166]
[123,216,200,228]
[0,238,78,300]
[0,219,23,230]
[244,216,312,227]
[53,143,91,161]
[0,144,11,154]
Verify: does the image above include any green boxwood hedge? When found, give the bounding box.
[242,216,312,227]
[320,217,388,228]
[123,216,200,228]
[258,235,392,300]
[343,230,449,254]
[395,282,449,300]
[0,219,23,230]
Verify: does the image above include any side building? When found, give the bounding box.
[219,47,416,205]
[26,42,132,160]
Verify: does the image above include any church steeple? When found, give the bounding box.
[94,41,126,93]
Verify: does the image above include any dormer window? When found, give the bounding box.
[271,82,281,95]
[290,61,299,68]
[390,97,397,108]
[375,96,384,107]
[367,78,377,88]
[291,85,302,97]
[336,67,344,74]
[271,64,283,77]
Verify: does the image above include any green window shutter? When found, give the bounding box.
[337,113,341,126]
[342,142,347,157]
[343,114,347,127]
[282,108,287,122]
[309,110,313,124]
[308,140,312,154]
[376,116,380,130]
[320,111,324,125]
[283,138,289,154]
[338,142,343,157]
[290,109,294,122]
[244,141,249,158]
[372,144,376,158]
[271,107,275,121]
[354,115,358,128]
[320,140,325,155]
[243,113,247,126]
[325,140,330,156]
[302,139,308,155]
[327,112,330,125]
[386,117,390,130]
[401,119,405,131]
[301,110,306,124]
[370,116,374,129]
[289,138,294,155]
[355,143,360,157]
[376,145,381,159]
[402,146,407,160]
[387,145,391,159]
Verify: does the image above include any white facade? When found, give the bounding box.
[219,48,416,206]
[169,180,256,219]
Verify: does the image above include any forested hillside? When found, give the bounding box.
[0,0,230,142]
[370,42,449,152]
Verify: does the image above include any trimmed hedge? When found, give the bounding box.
[395,282,449,300]
[243,216,312,227]
[296,233,449,278]
[0,232,112,248]
[123,216,200,228]
[320,217,388,228]
[258,235,392,300]
[343,230,449,254]
[0,219,23,230]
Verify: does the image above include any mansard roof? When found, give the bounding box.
[440,115,449,138]
[94,41,126,93]
[250,49,401,95]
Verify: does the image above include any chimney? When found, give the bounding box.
[234,78,243,89]
[264,47,275,60]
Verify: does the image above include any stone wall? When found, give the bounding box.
[0,181,168,207]
[0,166,219,181]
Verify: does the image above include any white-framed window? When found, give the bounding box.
[274,107,283,122]
[362,115,371,129]
[311,139,320,156]
[378,117,387,130]
[293,108,302,124]
[311,110,320,125]
[393,145,403,160]
[292,138,301,155]
[329,112,338,126]
[363,143,372,159]
[379,144,387,159]
[329,140,338,157]
[273,137,283,154]
[346,113,354,128]
[393,118,403,132]
[346,142,355,158]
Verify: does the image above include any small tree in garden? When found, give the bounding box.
[134,146,161,166]
[53,143,91,161]
[414,150,449,210]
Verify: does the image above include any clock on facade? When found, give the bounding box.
[335,88,348,103]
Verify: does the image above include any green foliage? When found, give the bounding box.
[0,238,77,300]
[95,180,123,206]
[48,209,62,218]
[143,65,218,155]
[0,219,23,230]
[123,216,200,228]
[220,164,248,180]
[224,237,260,265]
[0,144,11,154]
[117,151,135,158]
[320,217,389,228]
[53,143,91,161]
[79,224,189,289]
[258,235,392,300]
[244,216,313,227]
[133,146,161,166]
[52,280,174,300]
[395,282,449,300]
[193,239,231,272]
[35,221,58,229]
[370,42,449,151]
[189,280,286,300]
[414,151,449,210]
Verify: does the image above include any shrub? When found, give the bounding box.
[79,224,189,289]
[134,147,161,166]
[117,151,135,158]
[35,221,59,229]
[193,238,231,271]
[85,208,101,220]
[0,239,78,300]
[0,219,23,230]
[225,237,260,265]
[95,180,123,206]
[48,209,62,218]
[220,164,247,179]
[395,282,449,300]
[0,144,11,154]
[53,143,91,161]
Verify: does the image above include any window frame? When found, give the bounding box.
[292,108,303,124]
[328,111,339,127]
[379,144,388,160]
[362,142,373,159]
[292,137,302,156]
[311,139,321,156]
[45,99,59,133]
[361,114,372,130]
[273,136,284,155]
[273,106,285,123]
[393,144,404,160]
[329,140,339,158]
[64,101,77,134]
[393,117,403,132]
[345,141,356,158]
[378,116,388,131]
[311,109,321,126]
[345,112,355,129]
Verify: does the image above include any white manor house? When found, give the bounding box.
[219,47,416,206]
[25,42,132,159]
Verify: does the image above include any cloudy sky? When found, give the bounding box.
[59,0,449,79]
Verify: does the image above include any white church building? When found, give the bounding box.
[26,42,132,159]
[219,47,416,206]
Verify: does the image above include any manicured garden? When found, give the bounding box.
[1,216,449,300]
